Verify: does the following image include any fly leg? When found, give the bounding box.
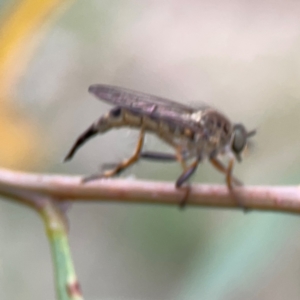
[209,157,242,186]
[83,129,145,182]
[225,157,235,190]
[175,154,202,208]
[211,157,248,211]
[140,150,197,208]
[100,150,176,172]
[225,157,247,209]
[141,149,199,208]
[176,159,200,188]
[140,151,177,162]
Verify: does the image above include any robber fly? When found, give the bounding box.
[64,84,256,198]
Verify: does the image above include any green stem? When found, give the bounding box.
[41,201,83,300]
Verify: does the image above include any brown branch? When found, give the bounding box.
[0,167,299,213]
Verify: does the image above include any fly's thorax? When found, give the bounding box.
[192,109,233,154]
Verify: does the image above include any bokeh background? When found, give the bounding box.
[1,1,300,299]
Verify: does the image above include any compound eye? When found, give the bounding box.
[233,131,246,153]
[232,124,247,155]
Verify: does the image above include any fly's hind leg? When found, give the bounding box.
[139,151,177,162]
[102,151,177,168]
[83,129,145,182]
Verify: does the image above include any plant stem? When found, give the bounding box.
[41,200,83,300]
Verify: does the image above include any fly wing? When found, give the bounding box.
[88,84,206,130]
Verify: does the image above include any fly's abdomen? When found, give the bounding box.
[95,107,195,149]
[97,107,168,133]
[94,107,141,132]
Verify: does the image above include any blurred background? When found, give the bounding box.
[1,0,300,299]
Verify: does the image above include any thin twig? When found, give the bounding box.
[0,167,299,213]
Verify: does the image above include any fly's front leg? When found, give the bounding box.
[225,157,246,210]
[83,129,145,182]
[209,157,242,186]
[225,158,235,190]
[210,157,248,209]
